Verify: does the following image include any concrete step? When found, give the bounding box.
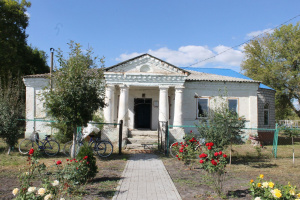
[126,143,158,150]
[129,130,158,138]
[127,138,158,144]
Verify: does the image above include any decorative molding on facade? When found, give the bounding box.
[106,54,188,75]
[104,73,186,86]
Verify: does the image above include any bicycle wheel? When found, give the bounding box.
[96,141,113,157]
[44,140,60,156]
[63,141,73,156]
[89,141,99,155]
[19,139,37,154]
[169,142,179,158]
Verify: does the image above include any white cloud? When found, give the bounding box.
[115,45,244,69]
[246,28,274,38]
[213,45,244,66]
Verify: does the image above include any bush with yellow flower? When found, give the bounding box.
[249,174,300,200]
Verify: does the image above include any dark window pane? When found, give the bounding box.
[228,99,238,113]
[198,99,208,117]
[264,110,269,125]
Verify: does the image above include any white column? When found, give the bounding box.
[173,86,184,127]
[103,85,115,123]
[118,84,129,125]
[159,86,169,122]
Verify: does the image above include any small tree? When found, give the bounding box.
[196,92,246,164]
[0,78,24,154]
[43,41,105,158]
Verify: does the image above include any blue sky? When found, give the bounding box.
[26,0,300,72]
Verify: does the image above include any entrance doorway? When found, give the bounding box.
[134,98,152,129]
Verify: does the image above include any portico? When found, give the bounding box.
[102,54,188,130]
[102,83,186,130]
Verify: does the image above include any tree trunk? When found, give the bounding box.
[71,127,77,159]
[7,146,11,155]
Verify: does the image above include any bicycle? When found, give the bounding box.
[19,130,60,156]
[63,135,113,158]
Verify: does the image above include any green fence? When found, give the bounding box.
[165,124,281,158]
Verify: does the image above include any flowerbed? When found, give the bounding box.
[249,174,300,200]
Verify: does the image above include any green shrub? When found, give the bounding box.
[76,142,98,180]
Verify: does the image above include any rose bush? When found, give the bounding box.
[249,174,300,200]
[12,146,97,200]
[176,134,200,165]
[198,142,228,196]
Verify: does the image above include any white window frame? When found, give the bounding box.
[196,98,209,118]
[227,98,239,114]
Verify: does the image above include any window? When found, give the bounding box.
[197,98,209,118]
[228,99,238,114]
[264,103,269,125]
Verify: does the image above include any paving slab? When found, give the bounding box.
[113,154,182,200]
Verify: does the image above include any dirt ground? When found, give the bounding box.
[1,143,300,200]
[0,151,128,200]
[162,144,300,200]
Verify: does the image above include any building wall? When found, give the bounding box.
[23,78,52,139]
[257,88,276,144]
[257,88,276,129]
[181,81,259,130]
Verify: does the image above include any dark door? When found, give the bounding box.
[134,98,152,129]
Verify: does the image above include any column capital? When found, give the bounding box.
[119,84,129,89]
[159,85,169,89]
[106,84,115,88]
[175,85,185,89]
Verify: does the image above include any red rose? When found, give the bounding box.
[199,153,207,158]
[181,145,185,147]
[189,139,192,142]
[214,152,219,157]
[210,142,214,147]
[28,148,34,155]
[56,160,62,165]
[178,158,181,160]
[199,160,204,164]
[172,142,178,146]
[223,154,227,158]
[66,159,69,161]
[211,159,217,166]
[205,143,209,146]
[219,151,222,155]
[179,149,183,153]
[190,130,193,133]
[76,167,78,170]
[75,161,78,163]
[87,162,89,164]
[208,146,212,150]
[83,156,88,160]
[70,160,73,162]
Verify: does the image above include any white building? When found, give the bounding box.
[23,54,275,146]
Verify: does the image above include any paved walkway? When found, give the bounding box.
[112,154,182,200]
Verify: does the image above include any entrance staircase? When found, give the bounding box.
[126,130,158,152]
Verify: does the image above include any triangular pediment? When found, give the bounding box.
[104,54,190,76]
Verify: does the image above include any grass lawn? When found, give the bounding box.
[163,142,300,200]
[0,139,128,200]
